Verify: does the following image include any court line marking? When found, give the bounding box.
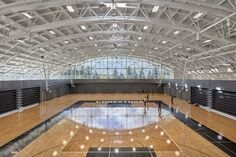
[158,121,183,153]
[59,121,81,153]
[60,124,180,154]
[60,150,180,153]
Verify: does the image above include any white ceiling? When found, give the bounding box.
[0,0,236,80]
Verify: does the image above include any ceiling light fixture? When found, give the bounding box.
[227,67,233,72]
[89,37,93,40]
[66,6,75,12]
[104,3,127,9]
[64,40,69,44]
[112,23,118,28]
[22,12,33,19]
[143,25,149,30]
[173,30,180,35]
[80,25,86,30]
[152,6,159,12]
[193,12,204,19]
[49,30,56,35]
[138,36,142,40]
[17,39,24,43]
[162,40,167,44]
[135,44,138,47]
[204,39,212,43]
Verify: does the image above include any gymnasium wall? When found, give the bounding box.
[164,79,236,101]
[69,79,164,93]
[0,79,70,102]
[164,79,236,116]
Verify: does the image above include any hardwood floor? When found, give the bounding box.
[0,93,235,151]
[62,123,179,153]
[15,118,79,157]
[15,114,228,157]
[158,117,229,157]
[0,94,80,147]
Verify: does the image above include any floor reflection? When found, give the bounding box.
[67,106,171,130]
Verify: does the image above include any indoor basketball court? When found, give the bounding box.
[0,1,236,157]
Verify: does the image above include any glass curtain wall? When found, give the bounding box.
[65,56,173,79]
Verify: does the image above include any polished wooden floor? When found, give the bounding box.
[15,114,228,157]
[0,93,235,156]
[62,124,179,153]
[15,118,79,157]
[0,94,81,147]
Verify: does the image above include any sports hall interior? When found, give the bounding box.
[0,1,236,157]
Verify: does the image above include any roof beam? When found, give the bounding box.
[31,30,206,52]
[0,0,231,18]
[5,16,232,44]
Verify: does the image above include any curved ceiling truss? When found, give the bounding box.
[0,0,236,80]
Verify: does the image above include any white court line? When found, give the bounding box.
[158,122,183,153]
[59,122,81,153]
